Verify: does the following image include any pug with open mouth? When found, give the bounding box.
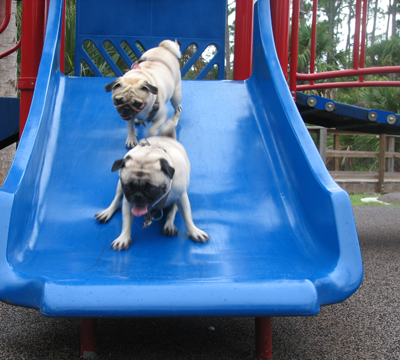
[105,40,182,148]
[95,136,209,251]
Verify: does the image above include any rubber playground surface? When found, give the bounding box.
[0,202,398,359]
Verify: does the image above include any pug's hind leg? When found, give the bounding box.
[162,203,178,236]
[169,87,182,127]
[176,192,210,243]
[147,108,167,137]
[126,119,138,148]
[159,119,177,139]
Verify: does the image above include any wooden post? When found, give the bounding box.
[387,136,395,172]
[378,134,386,194]
[316,128,327,164]
[334,134,340,171]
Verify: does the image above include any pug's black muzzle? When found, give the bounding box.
[121,181,166,206]
[117,106,138,120]
[114,99,147,120]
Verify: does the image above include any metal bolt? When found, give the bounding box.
[386,114,396,125]
[291,91,295,95]
[368,111,378,121]
[307,97,317,107]
[325,102,335,112]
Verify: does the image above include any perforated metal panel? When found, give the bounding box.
[74,0,226,79]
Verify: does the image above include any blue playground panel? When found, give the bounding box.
[296,92,400,135]
[74,0,226,79]
[0,97,19,149]
[0,0,362,317]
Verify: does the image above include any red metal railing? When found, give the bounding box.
[0,0,21,60]
[0,0,11,34]
[287,0,400,98]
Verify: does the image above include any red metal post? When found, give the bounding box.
[80,318,97,358]
[255,317,272,359]
[270,0,290,78]
[233,0,254,80]
[18,0,47,136]
[289,0,300,98]
[309,0,318,85]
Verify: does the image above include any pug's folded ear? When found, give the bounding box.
[105,79,121,93]
[111,156,131,172]
[141,81,158,95]
[159,158,175,179]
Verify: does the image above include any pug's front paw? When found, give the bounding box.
[95,208,114,223]
[188,228,210,243]
[111,236,132,251]
[162,223,178,237]
[126,135,138,149]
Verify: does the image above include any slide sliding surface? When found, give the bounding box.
[0,0,362,317]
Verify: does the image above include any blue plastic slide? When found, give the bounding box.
[0,0,362,317]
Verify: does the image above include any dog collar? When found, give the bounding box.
[137,139,167,154]
[151,187,171,211]
[147,101,159,122]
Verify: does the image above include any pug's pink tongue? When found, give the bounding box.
[131,205,148,217]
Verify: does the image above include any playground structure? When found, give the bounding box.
[5,0,400,357]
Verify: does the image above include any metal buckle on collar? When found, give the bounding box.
[138,139,151,147]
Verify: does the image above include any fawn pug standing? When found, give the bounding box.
[95,136,210,251]
[105,40,182,148]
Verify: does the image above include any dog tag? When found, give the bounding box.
[142,220,152,228]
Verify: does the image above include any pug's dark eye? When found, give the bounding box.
[114,98,124,105]
[132,101,143,108]
[146,184,158,195]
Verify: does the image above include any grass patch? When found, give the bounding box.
[349,193,400,206]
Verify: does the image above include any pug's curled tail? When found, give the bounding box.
[159,39,181,59]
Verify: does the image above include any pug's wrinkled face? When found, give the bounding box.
[105,77,158,121]
[112,153,175,217]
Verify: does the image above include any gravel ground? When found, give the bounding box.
[1,145,399,359]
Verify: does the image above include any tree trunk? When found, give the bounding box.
[329,0,334,40]
[346,0,354,56]
[299,0,306,22]
[392,0,397,37]
[371,0,379,45]
[386,0,392,40]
